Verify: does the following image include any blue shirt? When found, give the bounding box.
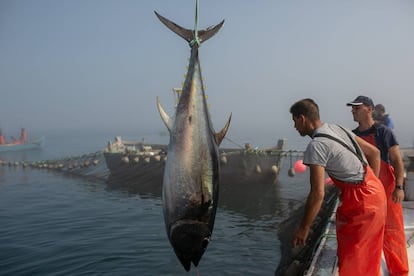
[352,124,398,163]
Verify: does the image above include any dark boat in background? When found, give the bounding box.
[103,136,287,190]
[102,86,287,189]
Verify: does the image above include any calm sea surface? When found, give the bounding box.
[0,130,310,276]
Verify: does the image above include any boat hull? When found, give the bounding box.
[104,139,286,190]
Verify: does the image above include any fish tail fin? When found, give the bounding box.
[154,11,224,45]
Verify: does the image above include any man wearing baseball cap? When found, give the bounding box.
[347,95,408,275]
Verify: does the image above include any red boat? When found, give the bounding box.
[0,128,45,152]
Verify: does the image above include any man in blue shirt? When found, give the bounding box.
[373,103,395,129]
[347,95,408,276]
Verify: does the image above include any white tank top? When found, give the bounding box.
[303,123,366,182]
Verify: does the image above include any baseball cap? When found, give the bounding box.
[346,96,374,108]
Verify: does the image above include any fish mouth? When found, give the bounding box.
[170,219,211,271]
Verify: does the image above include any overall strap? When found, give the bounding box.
[313,127,367,166]
[337,125,365,161]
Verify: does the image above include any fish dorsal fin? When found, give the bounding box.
[156,97,172,132]
[215,113,232,145]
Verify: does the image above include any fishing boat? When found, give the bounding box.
[103,136,287,189]
[0,128,45,152]
[104,83,288,186]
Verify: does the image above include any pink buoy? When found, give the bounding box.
[293,159,307,173]
[325,177,333,185]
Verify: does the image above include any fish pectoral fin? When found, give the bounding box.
[215,113,232,145]
[156,96,172,131]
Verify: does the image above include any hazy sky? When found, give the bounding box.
[1,0,414,149]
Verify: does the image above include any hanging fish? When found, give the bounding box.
[155,1,231,271]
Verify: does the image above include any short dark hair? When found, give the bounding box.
[290,98,320,121]
[375,104,385,112]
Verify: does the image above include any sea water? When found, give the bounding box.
[0,129,310,275]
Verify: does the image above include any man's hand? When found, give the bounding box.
[392,188,404,203]
[292,226,310,247]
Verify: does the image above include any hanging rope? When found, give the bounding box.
[224,137,244,149]
[189,0,201,47]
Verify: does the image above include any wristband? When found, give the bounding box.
[395,185,403,190]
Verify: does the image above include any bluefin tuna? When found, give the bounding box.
[155,2,231,272]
